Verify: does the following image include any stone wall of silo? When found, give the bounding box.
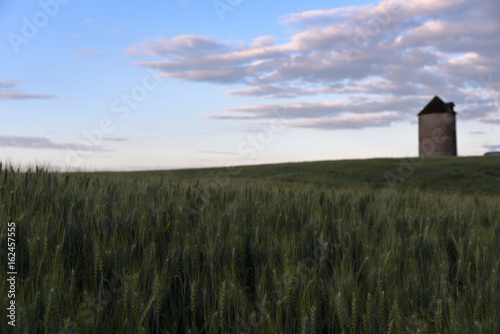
[419,113,457,157]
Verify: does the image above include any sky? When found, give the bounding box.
[1,0,499,171]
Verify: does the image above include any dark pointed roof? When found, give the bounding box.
[418,96,456,116]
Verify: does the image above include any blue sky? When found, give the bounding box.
[1,0,499,170]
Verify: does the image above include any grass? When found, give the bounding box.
[135,156,500,195]
[0,157,499,333]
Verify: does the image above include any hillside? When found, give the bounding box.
[125,156,500,196]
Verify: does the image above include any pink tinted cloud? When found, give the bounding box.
[128,0,500,128]
[285,112,403,130]
[0,80,55,100]
[76,49,105,57]
[481,116,500,123]
[0,135,105,150]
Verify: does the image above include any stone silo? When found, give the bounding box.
[418,96,457,157]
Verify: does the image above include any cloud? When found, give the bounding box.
[198,150,240,155]
[279,0,466,26]
[128,0,500,129]
[0,80,55,100]
[81,18,95,25]
[127,35,231,57]
[484,144,500,151]
[0,80,16,89]
[207,96,421,120]
[0,135,106,151]
[226,85,309,99]
[481,116,500,123]
[76,49,106,58]
[252,36,276,48]
[285,112,403,130]
[203,113,258,120]
[108,24,126,33]
[0,92,55,99]
[103,137,128,142]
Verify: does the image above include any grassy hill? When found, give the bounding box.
[128,156,500,196]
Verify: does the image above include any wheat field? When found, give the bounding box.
[1,161,499,333]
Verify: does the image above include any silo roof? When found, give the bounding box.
[418,96,456,116]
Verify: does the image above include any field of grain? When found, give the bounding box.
[1,158,499,333]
